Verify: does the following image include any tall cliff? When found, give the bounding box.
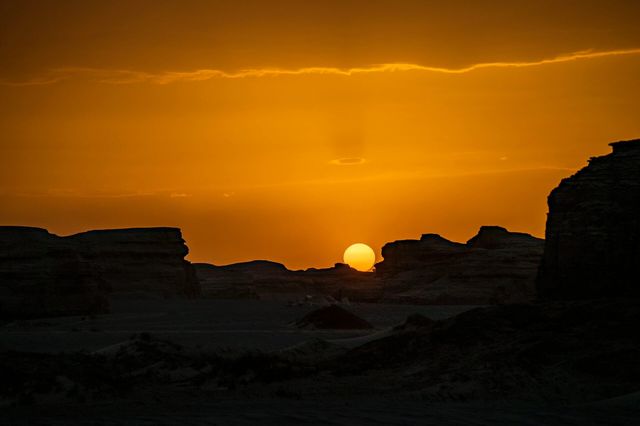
[537,139,640,299]
[0,227,200,318]
[376,226,544,304]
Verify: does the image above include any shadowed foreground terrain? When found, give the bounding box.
[1,299,639,425]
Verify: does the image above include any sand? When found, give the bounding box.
[0,299,475,353]
[2,299,638,425]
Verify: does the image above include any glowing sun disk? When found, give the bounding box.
[343,243,376,272]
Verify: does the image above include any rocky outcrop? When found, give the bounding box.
[194,261,285,299]
[376,226,544,304]
[537,139,640,299]
[0,227,108,319]
[194,261,380,302]
[69,228,200,298]
[0,226,199,318]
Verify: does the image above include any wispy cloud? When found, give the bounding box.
[329,157,367,166]
[2,48,640,87]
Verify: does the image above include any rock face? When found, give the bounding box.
[537,139,640,299]
[194,261,286,299]
[376,226,544,304]
[70,228,200,298]
[0,226,199,318]
[194,261,380,302]
[0,227,108,319]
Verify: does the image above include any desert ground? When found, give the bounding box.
[0,299,474,353]
[2,299,639,425]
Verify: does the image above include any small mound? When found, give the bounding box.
[295,305,373,330]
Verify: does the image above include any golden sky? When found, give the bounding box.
[1,0,640,268]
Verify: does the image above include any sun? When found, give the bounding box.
[343,243,376,272]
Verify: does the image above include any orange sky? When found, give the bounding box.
[1,1,640,269]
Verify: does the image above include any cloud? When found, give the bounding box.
[329,157,367,166]
[2,48,640,86]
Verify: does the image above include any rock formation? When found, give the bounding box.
[0,227,108,319]
[0,226,199,318]
[69,228,200,298]
[376,226,544,304]
[537,139,640,299]
[194,261,286,299]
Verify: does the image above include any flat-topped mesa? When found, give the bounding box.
[0,226,108,319]
[70,227,199,298]
[376,227,544,304]
[0,226,199,318]
[537,139,640,299]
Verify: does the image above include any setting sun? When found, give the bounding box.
[343,243,376,272]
